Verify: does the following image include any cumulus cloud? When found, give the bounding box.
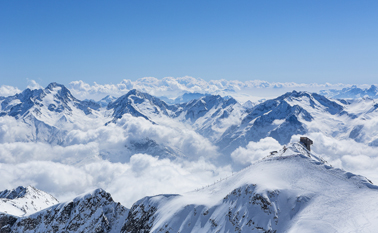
[231,137,281,165]
[0,154,231,207]
[0,85,21,97]
[230,133,378,186]
[290,133,378,184]
[27,79,43,90]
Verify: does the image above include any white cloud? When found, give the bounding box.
[290,133,378,184]
[67,77,353,102]
[0,85,21,97]
[231,137,281,165]
[26,79,43,90]
[0,154,231,207]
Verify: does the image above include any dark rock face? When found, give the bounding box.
[0,214,17,233]
[121,197,158,233]
[9,189,129,233]
[0,187,27,199]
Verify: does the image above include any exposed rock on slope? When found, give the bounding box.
[7,189,128,233]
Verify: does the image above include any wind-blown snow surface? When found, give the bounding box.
[124,143,378,233]
[2,81,378,212]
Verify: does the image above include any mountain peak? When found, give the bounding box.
[0,186,28,199]
[45,82,67,91]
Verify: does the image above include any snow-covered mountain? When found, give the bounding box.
[3,143,378,232]
[97,95,117,107]
[0,186,58,217]
[121,142,378,233]
[4,188,128,233]
[319,84,378,99]
[107,89,176,123]
[0,82,103,144]
[3,83,378,162]
[215,90,376,155]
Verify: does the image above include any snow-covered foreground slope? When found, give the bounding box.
[2,143,378,232]
[124,143,378,233]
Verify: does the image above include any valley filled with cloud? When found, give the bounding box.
[1,78,378,209]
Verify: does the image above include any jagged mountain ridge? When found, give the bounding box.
[215,90,373,155]
[107,89,176,123]
[2,83,378,162]
[2,189,128,233]
[0,82,103,144]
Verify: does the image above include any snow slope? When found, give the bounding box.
[122,143,378,233]
[2,144,378,232]
[0,186,58,217]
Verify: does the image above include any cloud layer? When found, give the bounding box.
[0,155,232,207]
[2,77,378,209]
[68,77,355,102]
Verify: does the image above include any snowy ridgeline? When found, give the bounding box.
[1,143,378,233]
[2,82,378,165]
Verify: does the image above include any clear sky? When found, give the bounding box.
[1,0,377,89]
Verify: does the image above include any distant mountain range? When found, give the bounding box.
[319,84,378,99]
[1,82,378,165]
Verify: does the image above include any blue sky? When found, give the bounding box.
[1,0,377,89]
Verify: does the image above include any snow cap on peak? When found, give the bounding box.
[126,89,140,96]
[45,82,66,91]
[265,141,327,165]
[73,188,113,203]
[0,186,27,199]
[0,185,42,199]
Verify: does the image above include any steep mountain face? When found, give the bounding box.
[0,83,102,144]
[97,95,117,107]
[0,186,58,217]
[173,93,209,104]
[173,95,244,141]
[320,84,378,99]
[120,143,378,233]
[217,91,347,154]
[106,91,244,143]
[336,97,378,146]
[0,83,98,119]
[5,189,128,233]
[107,89,176,123]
